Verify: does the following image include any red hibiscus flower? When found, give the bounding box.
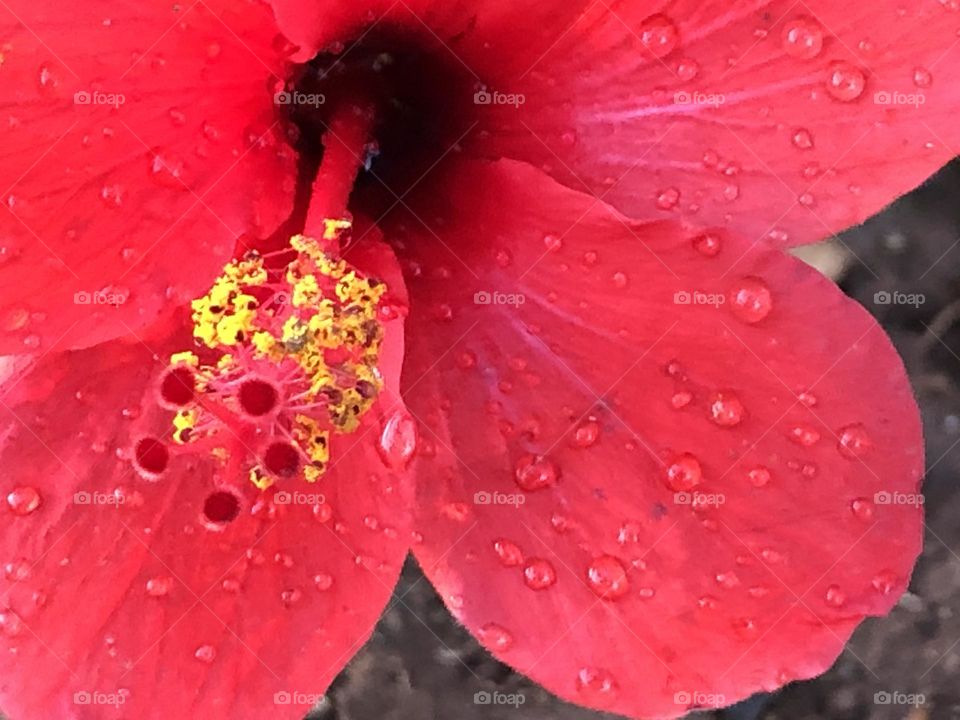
[0,0,949,718]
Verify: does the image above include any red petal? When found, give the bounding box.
[0,291,411,716]
[471,1,960,246]
[393,159,922,718]
[0,0,297,354]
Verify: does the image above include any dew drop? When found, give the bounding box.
[543,234,563,252]
[280,588,303,607]
[575,667,618,703]
[612,271,629,288]
[671,390,692,409]
[850,497,875,521]
[514,455,559,491]
[522,558,557,590]
[493,538,524,567]
[194,645,217,663]
[708,391,745,427]
[639,14,680,58]
[837,423,872,458]
[692,233,722,257]
[824,584,846,607]
[313,573,334,591]
[6,487,41,516]
[3,559,31,581]
[729,277,772,323]
[788,425,820,446]
[913,67,933,88]
[586,555,630,600]
[0,610,24,637]
[656,187,680,210]
[478,622,514,651]
[715,570,741,589]
[573,420,600,448]
[676,57,699,81]
[781,17,824,59]
[826,62,866,102]
[378,410,417,469]
[145,576,174,597]
[312,502,333,523]
[748,466,771,488]
[665,453,702,491]
[871,570,897,594]
[791,128,815,149]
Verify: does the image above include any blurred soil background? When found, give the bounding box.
[307,159,960,720]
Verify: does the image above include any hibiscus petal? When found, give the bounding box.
[393,159,923,718]
[0,281,411,716]
[0,0,297,354]
[471,0,960,247]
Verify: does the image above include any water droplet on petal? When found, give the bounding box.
[824,584,846,607]
[913,67,933,88]
[639,14,679,58]
[573,420,600,447]
[656,187,680,210]
[871,570,897,594]
[575,667,619,703]
[826,62,866,102]
[6,487,41,516]
[708,391,745,427]
[715,570,741,589]
[514,455,559,491]
[729,277,772,323]
[4,559,31,581]
[586,555,630,600]
[314,573,334,591]
[671,390,692,409]
[378,410,417,469]
[478,622,514,651]
[543,234,563,252]
[850,497,875,521]
[194,645,217,663]
[665,453,702,491]
[692,233,722,256]
[837,423,872,458]
[146,576,174,597]
[522,557,557,590]
[0,610,24,637]
[748,466,771,487]
[280,588,303,607]
[612,271,628,288]
[781,17,824,59]
[676,57,699,81]
[788,425,821,446]
[493,538,524,567]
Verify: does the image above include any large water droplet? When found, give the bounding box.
[575,667,618,703]
[748,466,771,488]
[665,453,702,491]
[378,410,417,469]
[478,622,514,651]
[522,557,557,590]
[639,14,679,58]
[729,278,772,323]
[573,420,600,448]
[781,17,824,59]
[194,645,217,663]
[493,538,524,567]
[826,62,866,102]
[692,233,722,257]
[514,455,559,491]
[837,423,872,458]
[586,555,630,600]
[6,487,41,516]
[656,187,680,210]
[708,391,745,427]
[145,576,174,597]
[850,497,875,521]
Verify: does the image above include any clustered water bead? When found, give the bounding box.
[143,220,387,490]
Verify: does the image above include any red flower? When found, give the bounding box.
[0,0,947,717]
